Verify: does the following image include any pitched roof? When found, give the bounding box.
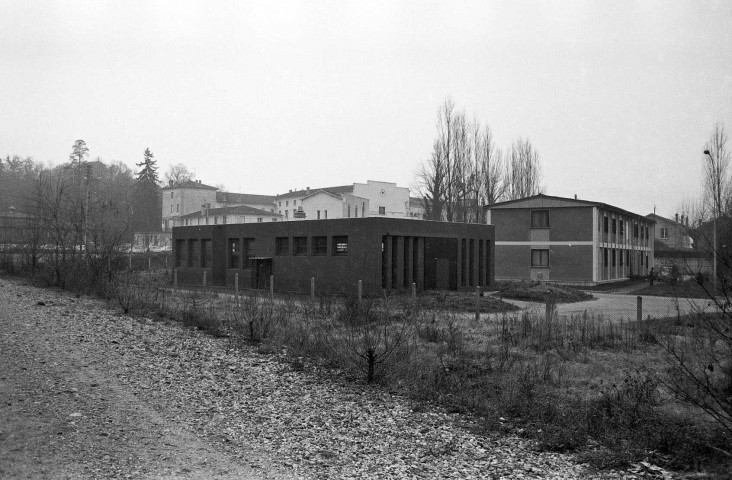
[216,191,276,205]
[484,194,653,222]
[180,205,280,219]
[275,185,354,200]
[161,180,218,191]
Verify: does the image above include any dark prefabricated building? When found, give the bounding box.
[172,217,494,296]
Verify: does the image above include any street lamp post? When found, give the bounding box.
[704,149,718,296]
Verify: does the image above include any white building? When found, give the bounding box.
[275,180,413,221]
[179,205,281,226]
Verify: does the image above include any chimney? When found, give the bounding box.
[169,180,173,187]
[675,213,679,223]
[574,194,577,199]
[685,215,689,227]
[289,189,292,193]
[307,186,310,191]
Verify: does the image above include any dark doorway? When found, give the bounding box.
[423,237,457,290]
[254,258,272,290]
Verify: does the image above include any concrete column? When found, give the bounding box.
[456,238,463,289]
[384,235,393,290]
[472,238,479,287]
[481,239,488,286]
[416,237,425,290]
[406,237,414,288]
[396,236,405,290]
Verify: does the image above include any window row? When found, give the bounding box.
[175,238,213,268]
[274,235,348,257]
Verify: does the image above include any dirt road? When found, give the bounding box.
[0,277,615,479]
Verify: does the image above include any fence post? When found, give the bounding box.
[358,279,363,306]
[270,275,274,303]
[128,255,132,270]
[148,256,152,270]
[637,296,642,323]
[203,270,207,287]
[311,277,315,303]
[475,285,480,321]
[412,282,417,302]
[165,255,168,269]
[173,269,178,291]
[545,299,553,322]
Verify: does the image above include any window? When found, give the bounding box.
[612,219,617,234]
[171,192,174,198]
[324,210,327,219]
[257,217,263,223]
[333,236,348,255]
[619,220,624,237]
[317,210,321,219]
[634,223,639,238]
[531,210,549,228]
[175,239,186,267]
[278,201,281,207]
[293,237,307,256]
[620,249,624,266]
[645,226,649,240]
[379,206,386,215]
[603,248,608,267]
[612,249,616,267]
[348,205,351,217]
[660,227,669,239]
[286,200,289,207]
[293,200,297,206]
[243,238,255,268]
[285,210,289,218]
[530,249,549,267]
[275,237,289,256]
[312,236,327,255]
[188,239,200,267]
[603,216,609,233]
[229,238,240,268]
[201,239,212,267]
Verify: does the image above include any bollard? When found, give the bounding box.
[475,285,480,321]
[358,280,363,306]
[637,296,642,323]
[311,277,315,303]
[203,270,207,287]
[411,282,417,300]
[270,275,274,303]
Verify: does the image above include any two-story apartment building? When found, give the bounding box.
[275,180,413,221]
[646,213,692,250]
[485,194,654,284]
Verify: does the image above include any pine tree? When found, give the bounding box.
[132,148,162,233]
[136,148,159,185]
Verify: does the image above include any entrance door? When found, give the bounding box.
[255,259,273,290]
[435,259,449,290]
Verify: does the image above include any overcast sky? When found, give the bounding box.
[2,1,731,218]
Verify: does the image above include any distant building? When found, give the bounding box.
[172,217,495,295]
[178,205,281,226]
[0,206,36,245]
[485,194,654,284]
[275,180,415,220]
[161,180,276,232]
[646,213,692,250]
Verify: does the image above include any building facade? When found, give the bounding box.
[646,213,692,250]
[485,194,654,284]
[172,218,495,295]
[179,205,281,226]
[275,180,415,221]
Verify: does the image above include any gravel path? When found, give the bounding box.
[0,277,622,479]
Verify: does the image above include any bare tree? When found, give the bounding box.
[417,139,446,221]
[703,122,731,218]
[478,125,505,209]
[504,138,543,200]
[164,163,194,186]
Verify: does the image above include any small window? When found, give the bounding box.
[333,236,348,255]
[603,216,608,233]
[379,206,386,215]
[312,236,327,255]
[286,200,289,207]
[293,237,307,256]
[612,249,616,267]
[324,210,327,219]
[171,192,174,198]
[634,224,639,238]
[530,249,549,267]
[293,200,297,206]
[317,210,321,219]
[229,238,240,268]
[531,210,549,228]
[603,248,608,267]
[619,220,624,236]
[257,217,263,223]
[275,237,289,256]
[612,219,617,234]
[660,228,668,239]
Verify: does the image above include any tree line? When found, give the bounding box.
[415,98,544,223]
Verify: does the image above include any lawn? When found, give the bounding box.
[494,280,594,303]
[633,279,717,299]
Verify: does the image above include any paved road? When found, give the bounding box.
[496,292,720,321]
